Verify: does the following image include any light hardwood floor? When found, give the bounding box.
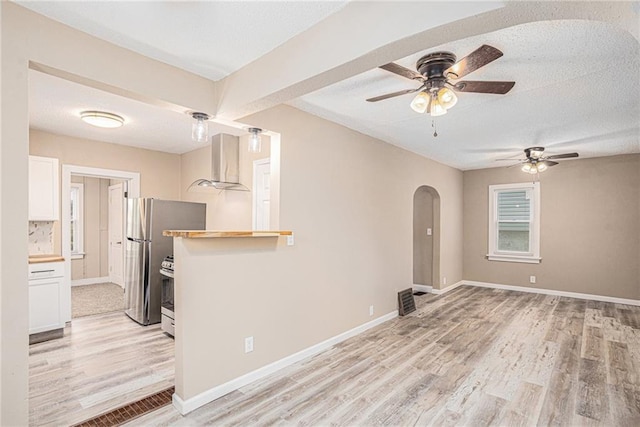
[126,286,640,426]
[29,311,174,426]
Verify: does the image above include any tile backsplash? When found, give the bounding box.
[29,221,54,255]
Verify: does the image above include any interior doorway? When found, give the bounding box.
[253,158,271,230]
[413,186,441,290]
[108,182,125,288]
[61,165,140,323]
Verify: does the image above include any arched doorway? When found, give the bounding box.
[413,186,440,289]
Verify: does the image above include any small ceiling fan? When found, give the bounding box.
[366,44,515,116]
[498,147,579,174]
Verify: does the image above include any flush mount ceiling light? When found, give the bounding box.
[190,112,210,143]
[247,127,262,153]
[80,111,124,128]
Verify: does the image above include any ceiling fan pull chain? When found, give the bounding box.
[432,119,438,137]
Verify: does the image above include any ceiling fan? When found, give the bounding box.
[498,147,579,174]
[366,44,515,117]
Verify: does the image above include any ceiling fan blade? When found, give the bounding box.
[444,44,503,79]
[496,158,524,161]
[379,62,424,81]
[545,153,579,160]
[506,162,525,168]
[366,87,421,102]
[540,160,559,167]
[453,80,515,94]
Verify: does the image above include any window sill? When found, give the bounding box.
[71,253,85,260]
[486,254,541,264]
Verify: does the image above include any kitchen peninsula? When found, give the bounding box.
[163,230,292,239]
[163,229,295,414]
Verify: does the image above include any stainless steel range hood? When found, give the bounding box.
[190,133,249,191]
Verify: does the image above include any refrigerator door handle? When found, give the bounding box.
[124,239,149,324]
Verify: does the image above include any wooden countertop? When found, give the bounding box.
[29,254,65,264]
[163,230,293,239]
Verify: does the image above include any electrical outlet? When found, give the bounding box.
[244,336,254,353]
[287,234,294,246]
[530,275,536,284]
[426,228,432,236]
[443,277,447,285]
[369,305,374,316]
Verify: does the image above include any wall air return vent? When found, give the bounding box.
[398,288,416,316]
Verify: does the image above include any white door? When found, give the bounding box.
[253,159,271,230]
[108,183,125,287]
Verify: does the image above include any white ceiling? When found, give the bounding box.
[17,0,348,80]
[29,70,244,153]
[21,2,640,168]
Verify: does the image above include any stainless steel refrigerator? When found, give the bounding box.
[124,198,206,325]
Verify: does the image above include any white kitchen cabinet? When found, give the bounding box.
[28,261,65,334]
[29,155,59,220]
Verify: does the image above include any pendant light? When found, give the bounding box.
[247,128,262,153]
[191,112,210,143]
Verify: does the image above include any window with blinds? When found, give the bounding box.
[488,182,540,263]
[497,189,531,252]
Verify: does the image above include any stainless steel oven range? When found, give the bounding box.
[159,255,175,337]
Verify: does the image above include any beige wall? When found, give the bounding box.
[70,176,110,280]
[2,1,637,423]
[175,105,465,400]
[30,129,181,254]
[463,154,640,300]
[179,135,271,229]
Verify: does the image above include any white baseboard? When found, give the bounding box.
[430,280,464,295]
[462,280,640,306]
[412,284,432,293]
[173,310,398,415]
[71,276,110,287]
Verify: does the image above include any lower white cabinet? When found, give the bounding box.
[28,262,65,334]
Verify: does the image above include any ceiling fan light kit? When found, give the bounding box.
[410,91,430,113]
[498,146,579,175]
[368,45,515,122]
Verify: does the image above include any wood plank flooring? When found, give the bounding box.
[29,311,174,426]
[125,286,640,426]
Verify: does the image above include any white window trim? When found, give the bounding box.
[487,182,541,264]
[70,182,84,259]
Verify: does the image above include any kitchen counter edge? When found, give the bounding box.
[163,230,293,239]
[29,255,65,264]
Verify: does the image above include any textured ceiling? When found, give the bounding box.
[289,20,640,170]
[22,2,640,170]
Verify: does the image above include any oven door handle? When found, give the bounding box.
[159,269,174,279]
